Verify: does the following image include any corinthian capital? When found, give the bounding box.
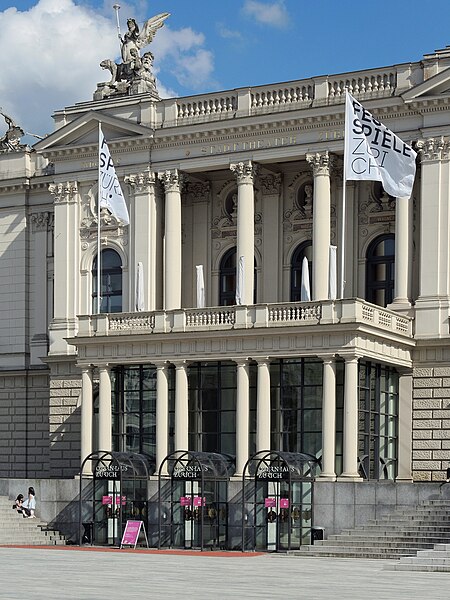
[306,151,333,177]
[157,169,185,193]
[48,181,78,204]
[125,171,156,194]
[230,161,258,185]
[416,137,450,161]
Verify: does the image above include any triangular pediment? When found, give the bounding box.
[34,111,153,153]
[403,66,450,102]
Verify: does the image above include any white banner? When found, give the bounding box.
[329,245,337,301]
[136,262,145,312]
[196,265,205,308]
[300,257,311,302]
[98,125,130,224]
[236,256,244,305]
[344,92,416,198]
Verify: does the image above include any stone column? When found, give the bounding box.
[340,356,362,480]
[158,170,183,310]
[156,363,169,474]
[235,359,250,476]
[98,365,112,452]
[320,356,336,480]
[174,361,189,452]
[260,174,282,303]
[125,171,158,311]
[48,182,79,354]
[230,161,258,305]
[256,358,271,452]
[306,152,332,301]
[185,181,211,307]
[29,212,52,365]
[80,366,93,473]
[396,370,413,481]
[389,195,411,309]
[415,138,450,336]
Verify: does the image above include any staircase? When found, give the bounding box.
[385,543,450,572]
[295,500,450,560]
[0,495,66,546]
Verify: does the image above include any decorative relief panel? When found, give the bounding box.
[359,182,395,238]
[79,184,127,247]
[30,211,53,232]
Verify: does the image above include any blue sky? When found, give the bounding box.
[1,0,450,139]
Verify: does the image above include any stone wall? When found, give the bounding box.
[48,360,82,478]
[0,371,49,478]
[412,365,450,481]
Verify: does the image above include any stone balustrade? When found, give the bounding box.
[77,299,412,338]
[157,62,418,127]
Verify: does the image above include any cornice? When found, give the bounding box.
[41,137,153,162]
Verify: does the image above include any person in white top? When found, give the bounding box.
[22,486,36,518]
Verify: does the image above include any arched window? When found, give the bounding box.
[92,249,123,313]
[291,241,312,301]
[219,247,257,306]
[366,234,395,307]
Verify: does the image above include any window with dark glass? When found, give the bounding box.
[188,361,256,456]
[219,247,257,306]
[111,365,175,457]
[358,361,398,480]
[270,358,323,455]
[290,241,312,301]
[92,249,123,313]
[366,234,395,307]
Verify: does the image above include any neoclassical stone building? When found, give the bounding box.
[1,43,450,549]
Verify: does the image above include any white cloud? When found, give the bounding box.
[242,0,289,28]
[0,1,215,140]
[217,25,244,41]
[152,27,215,91]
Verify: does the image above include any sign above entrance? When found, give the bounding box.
[172,463,210,480]
[95,462,130,480]
[256,464,294,480]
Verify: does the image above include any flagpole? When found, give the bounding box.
[97,122,102,314]
[340,91,348,300]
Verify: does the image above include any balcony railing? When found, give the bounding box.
[78,299,412,339]
[158,62,420,127]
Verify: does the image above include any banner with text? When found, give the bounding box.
[344,92,417,198]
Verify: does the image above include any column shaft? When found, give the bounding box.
[307,153,331,301]
[98,366,112,452]
[321,358,336,479]
[235,361,250,476]
[175,362,189,451]
[156,364,169,474]
[341,357,361,479]
[256,360,271,452]
[392,196,411,305]
[80,367,93,472]
[231,162,257,305]
[159,171,182,310]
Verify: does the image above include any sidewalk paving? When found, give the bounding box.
[0,546,448,600]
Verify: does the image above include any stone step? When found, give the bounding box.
[293,547,415,560]
[316,539,438,548]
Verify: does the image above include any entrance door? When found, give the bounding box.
[253,480,312,551]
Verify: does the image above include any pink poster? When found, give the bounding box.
[280,498,290,509]
[115,495,126,506]
[102,495,112,505]
[180,496,191,506]
[193,496,205,507]
[120,520,142,547]
[264,497,276,508]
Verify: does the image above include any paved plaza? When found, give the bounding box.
[0,547,448,600]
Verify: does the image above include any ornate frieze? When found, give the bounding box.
[30,211,53,232]
[259,173,282,196]
[416,137,450,161]
[48,182,78,204]
[185,180,211,203]
[230,160,258,185]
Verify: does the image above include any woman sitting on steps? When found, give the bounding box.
[22,487,36,519]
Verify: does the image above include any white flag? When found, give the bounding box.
[329,245,337,301]
[98,125,130,224]
[136,262,145,311]
[300,257,311,302]
[196,265,205,308]
[344,92,416,198]
[236,256,244,305]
